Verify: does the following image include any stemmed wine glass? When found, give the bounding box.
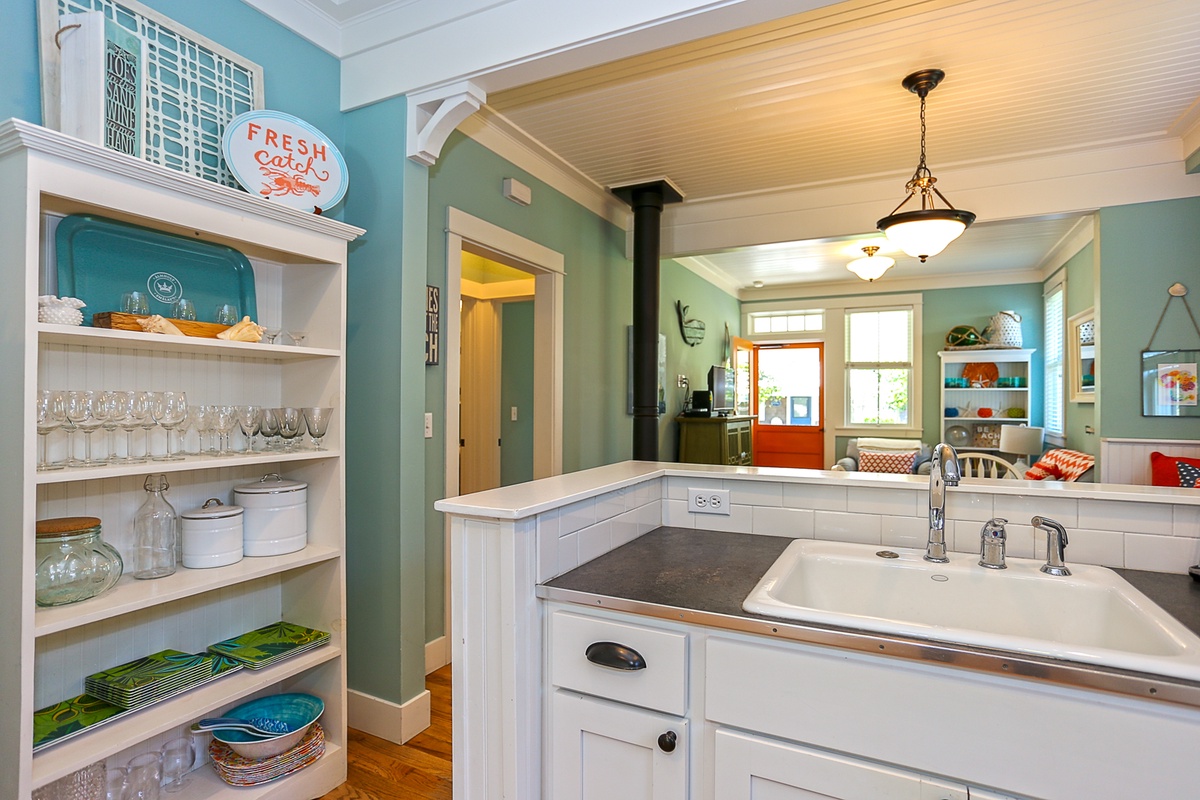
[302,407,333,450]
[286,329,308,347]
[209,404,237,456]
[236,405,263,453]
[151,391,188,461]
[263,328,281,345]
[180,407,206,456]
[275,407,304,451]
[259,407,280,450]
[35,390,65,471]
[135,391,159,460]
[66,390,107,467]
[99,390,130,464]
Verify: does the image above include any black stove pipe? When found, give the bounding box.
[611,179,684,462]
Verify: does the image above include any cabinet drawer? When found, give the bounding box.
[551,610,688,716]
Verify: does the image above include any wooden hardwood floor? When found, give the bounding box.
[320,665,452,800]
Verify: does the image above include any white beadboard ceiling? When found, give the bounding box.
[253,0,1200,290]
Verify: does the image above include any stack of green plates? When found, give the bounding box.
[84,650,239,710]
[208,621,330,670]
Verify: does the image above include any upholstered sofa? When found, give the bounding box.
[830,437,932,475]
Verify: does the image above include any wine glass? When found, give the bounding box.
[119,391,150,464]
[99,390,130,464]
[236,405,263,453]
[35,390,65,471]
[275,407,304,451]
[263,327,281,345]
[151,392,188,461]
[209,404,237,456]
[180,406,206,456]
[258,407,280,450]
[286,329,308,347]
[65,390,106,467]
[160,735,195,793]
[302,407,333,450]
[135,391,159,459]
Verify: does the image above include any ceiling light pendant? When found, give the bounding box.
[847,245,895,282]
[877,69,976,262]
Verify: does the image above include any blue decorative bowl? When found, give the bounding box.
[211,693,324,759]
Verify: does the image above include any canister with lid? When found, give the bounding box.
[35,516,123,606]
[233,473,308,556]
[180,498,244,568]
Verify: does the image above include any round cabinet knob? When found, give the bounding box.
[657,730,677,753]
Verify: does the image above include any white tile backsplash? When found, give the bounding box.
[814,510,881,545]
[559,497,596,536]
[578,520,612,564]
[1063,528,1126,569]
[944,491,994,522]
[992,494,1078,527]
[1125,534,1200,573]
[752,506,815,538]
[1174,504,1200,538]
[783,483,848,512]
[696,503,754,534]
[610,509,641,550]
[662,498,694,528]
[537,522,559,583]
[595,491,625,524]
[1079,499,1172,535]
[666,475,722,500]
[851,488,920,517]
[881,515,927,550]
[557,531,579,574]
[726,480,783,507]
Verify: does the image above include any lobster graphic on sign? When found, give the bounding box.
[259,167,321,198]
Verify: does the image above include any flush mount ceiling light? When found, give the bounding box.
[877,69,976,262]
[847,245,895,282]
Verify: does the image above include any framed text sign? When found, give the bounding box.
[426,286,441,366]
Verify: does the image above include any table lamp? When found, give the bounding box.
[999,425,1044,475]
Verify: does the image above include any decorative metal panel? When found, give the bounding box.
[50,0,263,187]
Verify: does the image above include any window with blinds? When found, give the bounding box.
[1044,281,1065,435]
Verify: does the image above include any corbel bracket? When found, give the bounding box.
[407,81,486,166]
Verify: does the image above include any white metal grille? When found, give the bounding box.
[54,0,262,187]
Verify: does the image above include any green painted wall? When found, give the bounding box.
[501,300,536,485]
[1063,241,1097,454]
[1096,198,1200,442]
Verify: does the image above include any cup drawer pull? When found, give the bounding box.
[585,641,647,671]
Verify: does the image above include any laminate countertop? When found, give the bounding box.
[540,527,1200,704]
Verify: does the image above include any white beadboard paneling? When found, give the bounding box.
[662,498,694,528]
[814,510,880,545]
[1125,534,1200,574]
[558,497,596,536]
[1063,528,1126,569]
[1101,439,1200,485]
[1078,499,1172,536]
[782,483,847,512]
[1173,505,1200,538]
[944,490,995,522]
[992,494,1078,528]
[692,504,753,534]
[725,480,783,507]
[849,488,919,517]
[751,506,815,538]
[577,520,612,564]
[881,515,927,550]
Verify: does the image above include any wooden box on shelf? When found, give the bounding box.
[92,311,231,338]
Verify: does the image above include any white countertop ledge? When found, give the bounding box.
[433,461,1200,520]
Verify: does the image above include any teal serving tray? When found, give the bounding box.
[56,214,258,326]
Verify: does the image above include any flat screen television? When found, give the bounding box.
[708,365,734,413]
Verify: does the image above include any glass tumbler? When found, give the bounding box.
[125,751,162,800]
[122,291,150,315]
[171,298,197,321]
[160,735,195,793]
[214,303,239,326]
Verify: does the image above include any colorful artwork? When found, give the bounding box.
[1157,363,1198,407]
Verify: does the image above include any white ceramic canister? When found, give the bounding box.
[180,498,244,568]
[233,473,308,556]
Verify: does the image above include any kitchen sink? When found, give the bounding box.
[743,539,1200,681]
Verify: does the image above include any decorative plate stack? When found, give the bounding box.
[208,621,330,669]
[209,723,326,786]
[84,650,242,710]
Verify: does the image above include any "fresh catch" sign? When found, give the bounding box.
[223,110,348,214]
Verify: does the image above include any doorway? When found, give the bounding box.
[752,342,825,468]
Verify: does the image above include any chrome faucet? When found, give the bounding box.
[978,517,1008,569]
[1033,516,1071,576]
[926,442,961,563]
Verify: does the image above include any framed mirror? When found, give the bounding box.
[1068,308,1096,403]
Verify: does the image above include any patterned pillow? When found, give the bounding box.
[1025,449,1094,482]
[1149,451,1200,487]
[858,449,918,474]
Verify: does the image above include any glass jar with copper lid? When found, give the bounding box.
[35,516,123,606]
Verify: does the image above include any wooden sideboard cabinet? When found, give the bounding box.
[677,415,754,466]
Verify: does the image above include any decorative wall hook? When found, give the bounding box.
[675,300,705,347]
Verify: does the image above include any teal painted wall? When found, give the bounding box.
[1096,198,1200,442]
[1063,242,1097,455]
[500,300,536,485]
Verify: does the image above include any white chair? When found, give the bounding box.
[957,452,1020,479]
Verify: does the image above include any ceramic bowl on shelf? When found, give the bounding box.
[210,693,324,759]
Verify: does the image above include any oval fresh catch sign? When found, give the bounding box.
[222,110,348,213]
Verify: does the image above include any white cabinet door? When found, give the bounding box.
[714,729,968,800]
[553,690,687,800]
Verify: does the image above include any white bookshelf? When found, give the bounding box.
[0,119,362,799]
[938,349,1036,452]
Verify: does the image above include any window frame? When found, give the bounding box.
[844,305,916,429]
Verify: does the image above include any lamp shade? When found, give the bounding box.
[999,425,1044,457]
[847,249,895,281]
[877,208,976,261]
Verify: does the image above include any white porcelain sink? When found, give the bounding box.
[743,539,1200,681]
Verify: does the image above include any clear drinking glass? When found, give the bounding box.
[302,407,333,450]
[263,327,281,345]
[210,404,237,456]
[122,291,150,315]
[151,392,188,461]
[258,407,280,450]
[132,474,177,580]
[171,298,197,321]
[121,391,151,463]
[179,407,206,456]
[100,390,129,464]
[65,390,106,467]
[106,766,128,800]
[285,329,308,347]
[160,736,195,793]
[36,390,65,471]
[125,751,162,800]
[236,405,263,453]
[136,391,159,459]
[275,407,304,451]
[214,303,239,326]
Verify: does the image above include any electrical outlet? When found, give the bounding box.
[687,488,731,515]
[677,374,688,388]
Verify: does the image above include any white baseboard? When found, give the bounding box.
[425,635,450,674]
[347,688,430,745]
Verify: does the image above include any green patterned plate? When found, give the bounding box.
[208,621,330,669]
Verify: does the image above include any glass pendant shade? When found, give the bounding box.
[877,208,976,262]
[847,246,895,281]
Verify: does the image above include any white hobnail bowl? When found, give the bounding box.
[37,296,85,326]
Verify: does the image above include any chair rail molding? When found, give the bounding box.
[407,81,486,166]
